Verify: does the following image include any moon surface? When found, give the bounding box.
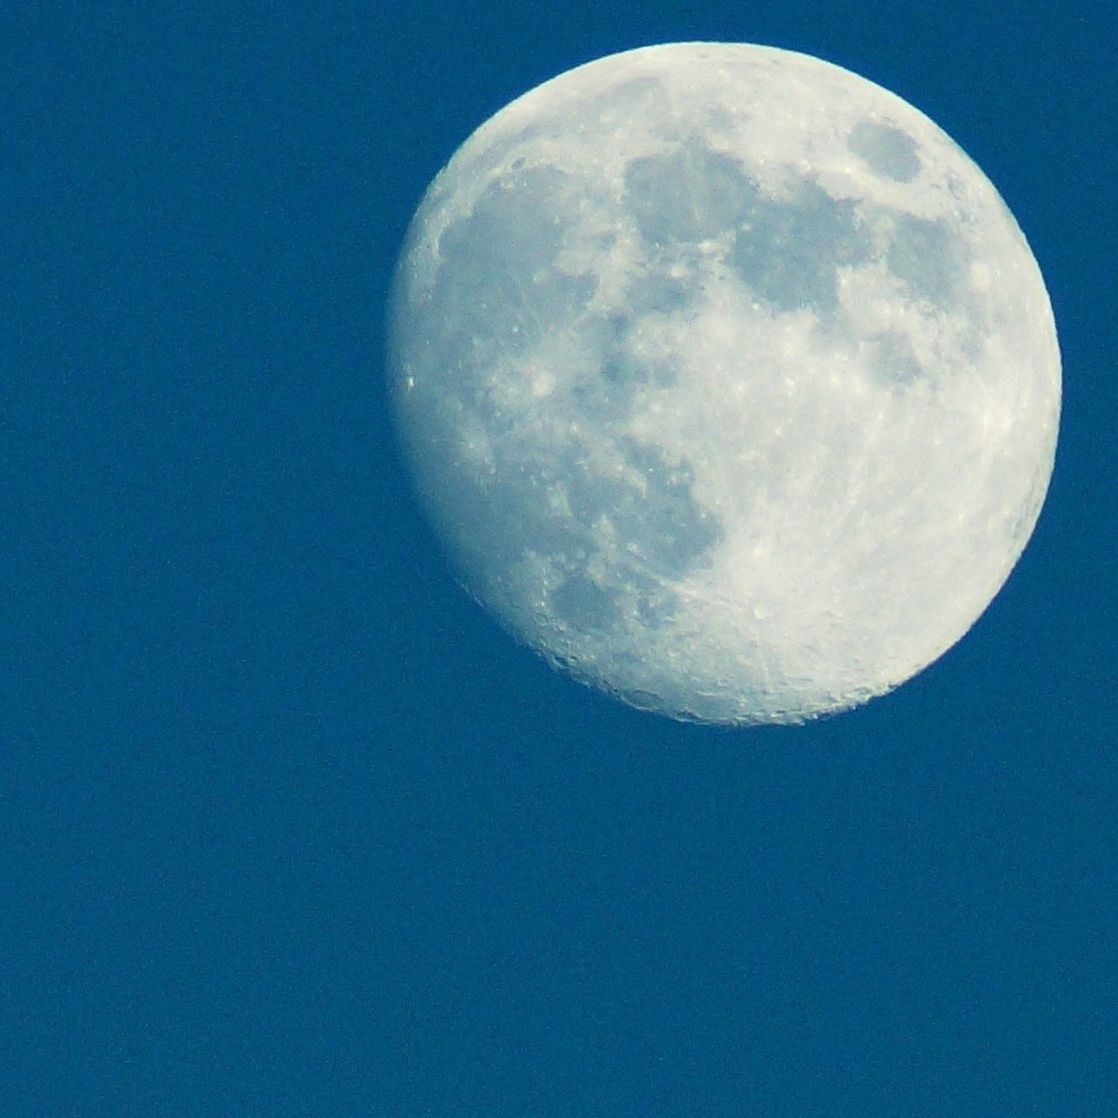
[388,43,1060,725]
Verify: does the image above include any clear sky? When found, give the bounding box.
[3,3,1114,1114]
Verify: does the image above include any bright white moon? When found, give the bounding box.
[388,43,1060,725]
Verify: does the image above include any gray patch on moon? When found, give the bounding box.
[433,165,595,360]
[599,347,655,394]
[421,162,603,465]
[729,179,869,312]
[625,270,691,316]
[571,311,678,413]
[534,432,726,642]
[439,165,569,276]
[624,143,757,245]
[847,120,922,182]
[552,438,722,580]
[868,330,924,387]
[618,440,723,577]
[885,214,965,308]
[549,572,617,632]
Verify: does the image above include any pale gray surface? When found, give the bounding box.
[389,43,1060,724]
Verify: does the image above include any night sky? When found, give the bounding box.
[3,3,1115,1115]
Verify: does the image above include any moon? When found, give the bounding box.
[388,43,1060,725]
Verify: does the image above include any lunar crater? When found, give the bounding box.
[847,119,923,182]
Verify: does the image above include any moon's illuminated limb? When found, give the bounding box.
[389,43,1061,725]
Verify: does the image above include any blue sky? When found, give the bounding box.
[2,3,1114,1114]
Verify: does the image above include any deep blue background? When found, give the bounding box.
[2,3,1114,1114]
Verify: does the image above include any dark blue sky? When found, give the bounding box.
[2,3,1114,1114]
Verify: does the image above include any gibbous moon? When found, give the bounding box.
[388,43,1060,725]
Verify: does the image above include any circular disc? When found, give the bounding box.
[388,43,1061,725]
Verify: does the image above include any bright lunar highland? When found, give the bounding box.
[388,43,1060,725]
